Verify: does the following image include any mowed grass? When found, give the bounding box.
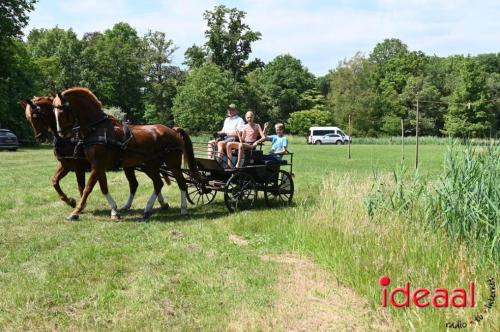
[0,143,496,330]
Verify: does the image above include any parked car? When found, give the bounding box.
[308,126,351,145]
[0,129,19,151]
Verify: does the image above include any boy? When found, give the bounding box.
[265,123,288,160]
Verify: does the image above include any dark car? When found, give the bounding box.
[0,129,19,151]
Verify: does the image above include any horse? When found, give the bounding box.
[23,96,151,212]
[52,87,198,221]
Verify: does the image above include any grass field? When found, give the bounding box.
[0,143,497,331]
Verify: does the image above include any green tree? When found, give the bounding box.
[202,5,261,80]
[444,57,493,137]
[183,44,207,70]
[26,27,82,91]
[172,63,239,131]
[400,76,445,136]
[252,54,316,122]
[327,53,377,136]
[79,23,144,120]
[0,0,36,40]
[142,30,182,125]
[0,0,37,141]
[369,39,428,134]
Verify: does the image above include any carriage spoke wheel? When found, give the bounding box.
[224,173,257,213]
[264,170,294,207]
[186,172,216,206]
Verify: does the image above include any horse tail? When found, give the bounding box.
[174,127,199,179]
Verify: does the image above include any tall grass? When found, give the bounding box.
[366,142,500,260]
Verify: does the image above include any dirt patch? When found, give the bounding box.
[228,253,394,331]
[229,234,249,246]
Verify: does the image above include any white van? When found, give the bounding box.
[308,126,351,145]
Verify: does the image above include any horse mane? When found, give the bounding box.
[62,87,103,109]
[32,96,53,106]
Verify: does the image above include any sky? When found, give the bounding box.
[24,0,500,76]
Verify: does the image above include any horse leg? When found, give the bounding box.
[67,167,100,220]
[169,168,188,216]
[75,165,86,197]
[97,171,120,220]
[142,167,165,220]
[120,167,139,211]
[52,163,75,208]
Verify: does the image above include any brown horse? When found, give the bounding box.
[23,96,151,212]
[23,96,87,208]
[53,87,197,221]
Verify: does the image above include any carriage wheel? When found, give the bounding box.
[186,182,217,206]
[186,172,216,206]
[264,170,294,207]
[224,172,257,212]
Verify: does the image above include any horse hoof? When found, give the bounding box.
[181,209,189,217]
[68,198,77,208]
[142,212,151,221]
[111,213,121,221]
[66,214,79,221]
[161,203,170,210]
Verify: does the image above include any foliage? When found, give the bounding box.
[287,110,331,136]
[103,106,126,121]
[444,57,493,137]
[26,27,82,92]
[0,0,37,142]
[171,63,240,131]
[0,0,36,40]
[252,54,316,122]
[142,30,182,126]
[202,5,261,80]
[79,23,145,121]
[326,53,377,136]
[183,44,207,70]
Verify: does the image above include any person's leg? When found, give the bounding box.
[238,143,251,167]
[226,142,238,168]
[207,139,216,158]
[217,141,227,162]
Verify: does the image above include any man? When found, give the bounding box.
[207,104,245,160]
[265,123,288,160]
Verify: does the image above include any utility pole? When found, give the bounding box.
[348,114,351,159]
[415,99,419,169]
[401,117,404,162]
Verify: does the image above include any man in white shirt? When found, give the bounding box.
[207,104,245,160]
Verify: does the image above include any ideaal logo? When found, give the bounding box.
[379,275,496,329]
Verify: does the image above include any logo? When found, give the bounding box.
[379,275,496,329]
[379,275,475,308]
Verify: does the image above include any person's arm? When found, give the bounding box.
[253,124,267,146]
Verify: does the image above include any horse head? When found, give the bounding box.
[53,91,77,138]
[23,96,56,142]
[53,87,103,138]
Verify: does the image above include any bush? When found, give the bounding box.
[286,109,331,136]
[103,106,126,121]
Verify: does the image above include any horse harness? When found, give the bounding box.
[70,112,183,163]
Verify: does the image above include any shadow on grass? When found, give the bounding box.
[88,197,295,223]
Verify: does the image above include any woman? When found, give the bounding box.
[226,111,267,168]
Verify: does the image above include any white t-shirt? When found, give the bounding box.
[222,115,245,134]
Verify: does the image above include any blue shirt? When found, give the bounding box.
[268,135,288,160]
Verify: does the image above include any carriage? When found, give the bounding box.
[159,141,294,212]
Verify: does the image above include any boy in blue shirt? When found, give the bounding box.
[265,123,288,160]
